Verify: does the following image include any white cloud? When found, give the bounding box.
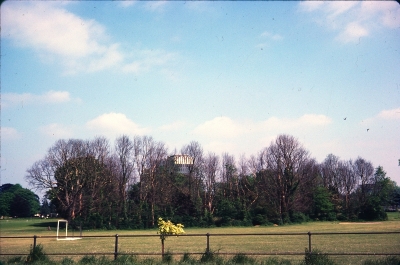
[1,127,21,141]
[122,49,176,74]
[336,22,368,43]
[377,107,400,120]
[43,91,72,103]
[298,114,333,125]
[325,2,358,19]
[260,114,332,131]
[193,114,332,139]
[299,1,400,43]
[38,123,74,139]
[193,116,246,138]
[159,121,186,132]
[2,2,174,75]
[360,1,400,29]
[362,107,400,124]
[2,1,123,74]
[190,114,332,159]
[86,113,149,137]
[204,141,236,156]
[2,90,75,108]
[87,44,124,73]
[2,2,106,58]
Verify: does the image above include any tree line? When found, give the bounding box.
[24,134,400,229]
[0,183,40,217]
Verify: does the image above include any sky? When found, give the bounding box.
[1,1,400,193]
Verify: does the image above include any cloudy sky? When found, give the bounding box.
[1,1,400,190]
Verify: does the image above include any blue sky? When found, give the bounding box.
[1,1,400,190]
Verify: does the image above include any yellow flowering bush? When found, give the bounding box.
[157,217,185,240]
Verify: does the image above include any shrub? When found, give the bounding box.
[61,257,75,265]
[362,256,400,265]
[200,250,214,263]
[291,212,309,224]
[303,249,336,265]
[115,255,138,264]
[230,253,255,264]
[97,256,112,265]
[140,258,157,265]
[6,256,24,264]
[200,249,222,264]
[261,257,293,265]
[180,253,196,264]
[253,214,268,226]
[162,251,173,263]
[26,244,48,263]
[79,255,97,264]
[358,197,388,221]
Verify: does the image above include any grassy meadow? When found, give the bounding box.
[0,213,399,264]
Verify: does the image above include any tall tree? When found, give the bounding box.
[264,134,311,223]
[11,188,40,217]
[26,138,117,222]
[220,153,238,199]
[115,135,134,222]
[133,136,168,227]
[319,154,343,215]
[40,198,51,217]
[0,184,40,217]
[181,141,204,200]
[338,160,356,215]
[203,152,219,214]
[353,157,374,206]
[52,155,115,220]
[321,154,341,192]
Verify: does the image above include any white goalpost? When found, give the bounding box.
[56,220,82,240]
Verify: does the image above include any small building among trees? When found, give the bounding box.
[167,155,194,176]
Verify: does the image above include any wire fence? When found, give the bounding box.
[1,231,399,260]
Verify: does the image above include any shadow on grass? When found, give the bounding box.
[28,221,60,228]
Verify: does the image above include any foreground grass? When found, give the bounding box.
[2,252,400,265]
[1,214,399,265]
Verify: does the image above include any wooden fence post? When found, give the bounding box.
[206,233,210,254]
[114,234,119,260]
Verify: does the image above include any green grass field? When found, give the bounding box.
[1,213,399,264]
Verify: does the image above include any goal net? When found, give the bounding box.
[56,220,82,240]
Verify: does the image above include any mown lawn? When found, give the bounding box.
[0,214,399,264]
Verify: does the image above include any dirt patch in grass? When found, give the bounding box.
[339,222,382,224]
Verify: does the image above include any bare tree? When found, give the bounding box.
[247,154,261,179]
[321,154,341,191]
[264,134,311,222]
[89,136,110,163]
[26,138,116,221]
[181,141,204,200]
[220,153,238,199]
[338,160,356,213]
[133,135,168,226]
[203,152,219,214]
[26,139,86,193]
[353,157,374,205]
[26,158,55,192]
[115,135,134,221]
